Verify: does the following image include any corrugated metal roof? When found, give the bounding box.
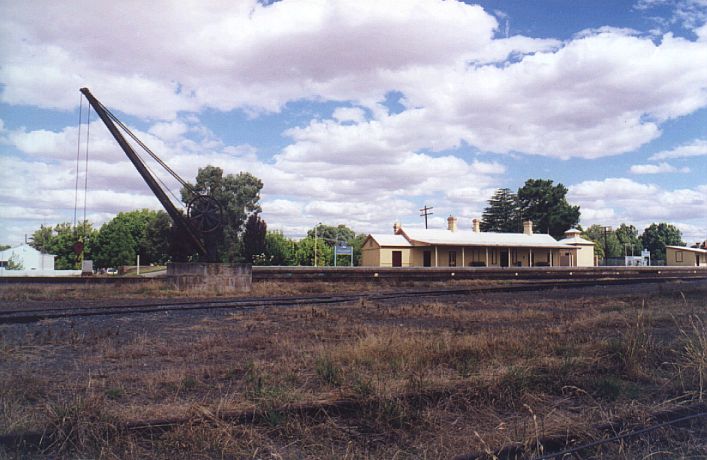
[400,228,575,248]
[666,245,707,254]
[368,234,412,247]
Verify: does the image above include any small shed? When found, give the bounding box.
[361,234,412,267]
[665,245,707,267]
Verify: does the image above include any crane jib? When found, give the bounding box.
[79,87,215,260]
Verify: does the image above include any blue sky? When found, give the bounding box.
[1,0,706,245]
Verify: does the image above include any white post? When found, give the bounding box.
[529,248,533,267]
[485,247,489,267]
[314,226,317,267]
[136,254,140,275]
[462,247,465,267]
[435,246,438,267]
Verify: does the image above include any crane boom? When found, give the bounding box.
[79,87,210,259]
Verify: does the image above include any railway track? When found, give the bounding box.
[1,275,704,325]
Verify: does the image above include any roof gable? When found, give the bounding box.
[366,234,412,247]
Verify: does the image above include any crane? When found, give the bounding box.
[80,87,222,262]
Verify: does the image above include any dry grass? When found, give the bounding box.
[0,282,705,458]
[0,277,499,303]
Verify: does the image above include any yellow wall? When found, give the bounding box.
[361,239,413,267]
[365,240,580,268]
[666,247,703,267]
[575,244,595,267]
[360,239,379,266]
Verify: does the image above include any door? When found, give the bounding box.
[448,251,457,267]
[500,250,509,267]
[392,251,402,267]
[423,250,431,267]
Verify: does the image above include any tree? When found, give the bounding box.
[516,179,580,239]
[293,236,332,266]
[242,214,267,263]
[29,222,97,269]
[5,254,24,270]
[144,211,172,264]
[181,165,263,262]
[0,244,10,251]
[108,209,171,265]
[583,224,622,260]
[614,224,642,257]
[264,230,296,266]
[641,223,684,261]
[306,224,366,265]
[93,219,136,268]
[480,188,521,233]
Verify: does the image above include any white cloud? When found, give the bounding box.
[650,138,707,159]
[629,162,690,174]
[5,1,705,160]
[332,107,366,124]
[1,1,707,242]
[569,178,707,240]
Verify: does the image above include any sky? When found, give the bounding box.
[1,0,706,245]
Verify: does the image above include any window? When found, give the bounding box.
[675,251,683,262]
[449,251,457,267]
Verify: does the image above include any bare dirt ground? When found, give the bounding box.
[1,280,706,459]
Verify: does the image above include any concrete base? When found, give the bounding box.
[167,263,252,293]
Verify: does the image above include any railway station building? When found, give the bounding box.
[361,217,595,268]
[665,245,707,267]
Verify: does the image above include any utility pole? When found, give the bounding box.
[603,226,612,266]
[313,222,321,267]
[419,205,434,229]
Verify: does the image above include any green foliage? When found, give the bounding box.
[181,165,263,262]
[5,254,24,270]
[306,224,355,243]
[481,188,521,233]
[517,179,580,239]
[0,244,10,251]
[110,209,171,265]
[29,222,98,269]
[615,223,642,256]
[641,222,684,260]
[88,210,172,268]
[305,224,365,265]
[264,230,296,265]
[144,211,172,264]
[93,219,136,268]
[242,214,267,263]
[584,224,622,259]
[294,236,333,266]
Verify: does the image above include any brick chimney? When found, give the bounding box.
[472,218,480,233]
[523,220,533,235]
[447,215,458,232]
[393,221,401,234]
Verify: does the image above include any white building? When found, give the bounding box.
[0,243,55,271]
